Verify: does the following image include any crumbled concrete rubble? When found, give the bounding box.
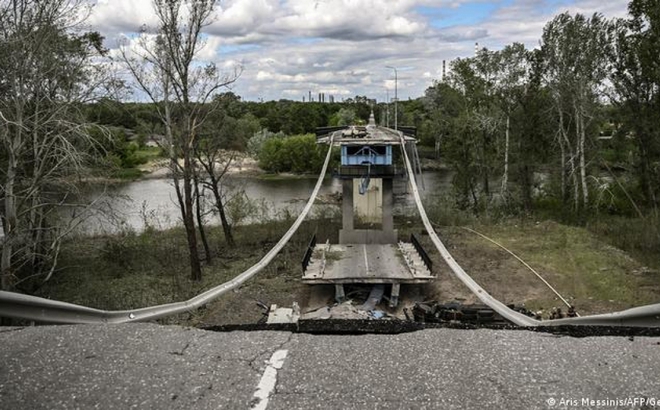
[411,301,536,325]
[266,302,301,324]
[301,301,390,321]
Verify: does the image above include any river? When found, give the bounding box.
[74,171,453,235]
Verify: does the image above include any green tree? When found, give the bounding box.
[258,135,324,173]
[492,43,531,200]
[445,54,500,206]
[542,12,612,213]
[422,81,463,158]
[510,49,555,211]
[610,0,660,207]
[330,107,356,126]
[122,0,240,281]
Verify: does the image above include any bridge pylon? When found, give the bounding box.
[303,124,434,308]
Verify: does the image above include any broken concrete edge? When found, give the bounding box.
[199,320,660,338]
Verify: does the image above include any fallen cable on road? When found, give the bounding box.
[398,133,539,327]
[0,135,336,324]
[397,129,660,328]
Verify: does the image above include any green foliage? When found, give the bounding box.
[609,0,660,207]
[587,214,660,269]
[329,107,356,126]
[88,126,162,178]
[247,128,284,157]
[258,134,325,173]
[103,129,157,170]
[86,99,138,128]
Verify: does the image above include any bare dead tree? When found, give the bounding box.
[194,137,236,247]
[193,164,213,264]
[120,0,240,280]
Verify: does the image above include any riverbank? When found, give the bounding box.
[27,213,659,326]
[136,153,266,180]
[130,150,450,181]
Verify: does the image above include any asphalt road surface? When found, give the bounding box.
[1,324,660,409]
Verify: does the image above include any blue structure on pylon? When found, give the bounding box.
[340,145,393,166]
[305,112,433,308]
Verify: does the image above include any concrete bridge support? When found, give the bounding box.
[339,178,397,244]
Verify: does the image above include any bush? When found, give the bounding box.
[258,134,325,173]
[247,128,284,157]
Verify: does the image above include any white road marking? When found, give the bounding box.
[251,349,289,410]
[363,244,369,274]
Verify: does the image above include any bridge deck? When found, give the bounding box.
[317,126,416,145]
[302,243,434,284]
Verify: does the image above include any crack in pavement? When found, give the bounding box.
[0,327,25,334]
[168,342,191,356]
[248,332,295,372]
[248,333,296,410]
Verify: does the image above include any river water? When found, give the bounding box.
[75,171,453,235]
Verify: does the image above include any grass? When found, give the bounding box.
[34,216,340,325]
[397,192,659,315]
[111,168,144,180]
[586,214,660,270]
[468,221,656,311]
[133,146,164,163]
[407,214,659,316]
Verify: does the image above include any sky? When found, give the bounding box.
[87,0,630,102]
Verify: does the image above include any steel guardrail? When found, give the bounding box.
[301,234,317,273]
[396,129,660,328]
[0,134,336,324]
[410,233,433,271]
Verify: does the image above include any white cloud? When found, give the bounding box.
[209,0,280,37]
[197,36,223,62]
[88,0,158,34]
[88,0,631,102]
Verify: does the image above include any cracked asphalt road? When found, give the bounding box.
[1,324,660,409]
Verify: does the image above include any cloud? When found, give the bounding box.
[88,0,158,34]
[208,0,280,37]
[476,0,628,48]
[88,0,631,102]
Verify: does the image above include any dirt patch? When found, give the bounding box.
[196,275,307,326]
[138,153,265,181]
[421,227,550,306]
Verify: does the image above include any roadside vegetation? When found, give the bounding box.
[34,214,340,325]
